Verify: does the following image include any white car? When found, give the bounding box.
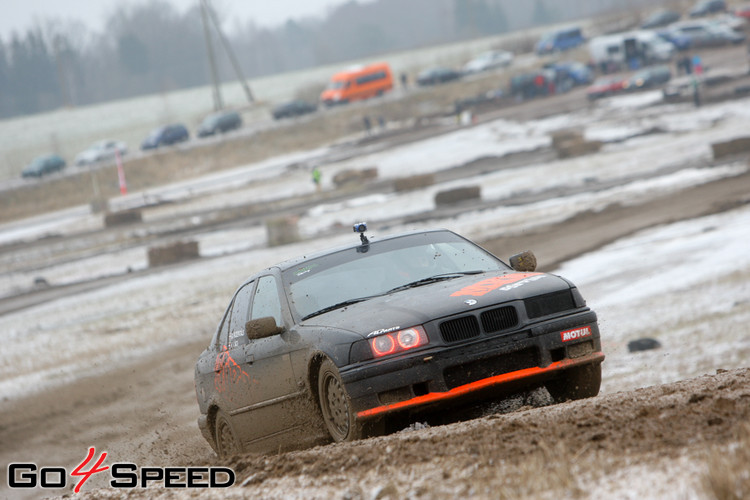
[74,140,128,166]
[463,50,513,74]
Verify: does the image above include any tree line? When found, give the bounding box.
[0,0,655,119]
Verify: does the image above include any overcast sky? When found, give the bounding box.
[0,0,351,40]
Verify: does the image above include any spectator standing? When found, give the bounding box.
[363,116,372,135]
[312,167,321,192]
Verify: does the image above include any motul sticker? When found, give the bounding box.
[560,326,592,342]
[450,273,544,297]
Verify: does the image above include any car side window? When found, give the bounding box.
[250,275,283,327]
[226,281,255,348]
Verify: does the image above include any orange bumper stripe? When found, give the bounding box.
[357,352,605,419]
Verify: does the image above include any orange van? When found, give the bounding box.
[320,62,393,106]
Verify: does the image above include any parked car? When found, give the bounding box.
[140,124,189,150]
[462,50,513,74]
[194,225,603,456]
[656,29,693,51]
[622,65,672,91]
[74,140,128,166]
[197,111,242,138]
[669,21,745,47]
[416,67,462,86]
[544,61,594,89]
[586,75,627,100]
[510,70,556,99]
[21,154,66,178]
[689,0,726,17]
[641,9,681,29]
[536,27,586,55]
[272,100,318,120]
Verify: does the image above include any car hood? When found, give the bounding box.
[302,271,572,337]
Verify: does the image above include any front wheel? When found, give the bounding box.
[318,359,362,442]
[546,363,602,403]
[214,409,242,458]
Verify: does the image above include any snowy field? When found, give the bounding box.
[0,93,749,402]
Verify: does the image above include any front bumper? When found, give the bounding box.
[341,310,603,419]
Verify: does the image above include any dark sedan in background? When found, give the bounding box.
[622,65,672,92]
[195,226,604,456]
[416,67,462,86]
[197,110,242,137]
[140,123,189,150]
[21,154,66,178]
[272,100,318,120]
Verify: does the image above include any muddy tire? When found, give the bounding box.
[546,363,602,403]
[318,359,362,442]
[214,409,242,458]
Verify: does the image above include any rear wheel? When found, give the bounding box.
[214,409,242,458]
[318,359,362,442]
[546,363,602,403]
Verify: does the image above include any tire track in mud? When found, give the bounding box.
[74,368,749,499]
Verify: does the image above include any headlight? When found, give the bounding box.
[369,326,428,358]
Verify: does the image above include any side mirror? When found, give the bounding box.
[245,317,284,340]
[509,250,537,272]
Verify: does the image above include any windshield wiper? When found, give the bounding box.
[302,297,373,321]
[386,270,485,294]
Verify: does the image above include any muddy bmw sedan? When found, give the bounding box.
[195,226,604,456]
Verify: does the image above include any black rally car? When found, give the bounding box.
[194,226,604,456]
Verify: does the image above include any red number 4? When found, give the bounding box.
[70,447,109,493]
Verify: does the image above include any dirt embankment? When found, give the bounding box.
[219,368,750,500]
[74,368,749,499]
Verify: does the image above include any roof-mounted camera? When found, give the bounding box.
[353,222,369,248]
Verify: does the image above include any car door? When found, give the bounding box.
[228,274,307,449]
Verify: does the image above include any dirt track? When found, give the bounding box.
[1,163,749,499]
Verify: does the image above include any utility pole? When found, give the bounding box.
[202,0,254,104]
[200,0,223,111]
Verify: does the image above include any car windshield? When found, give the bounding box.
[283,231,509,320]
